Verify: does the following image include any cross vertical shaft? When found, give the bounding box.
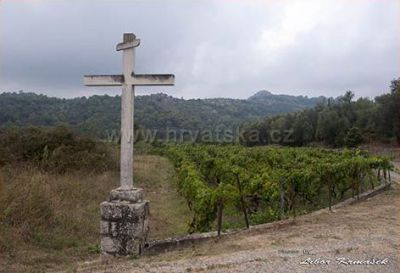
[84,32,174,191]
[120,33,135,190]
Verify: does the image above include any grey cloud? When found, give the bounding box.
[0,0,398,99]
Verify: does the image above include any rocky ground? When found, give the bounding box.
[74,170,400,273]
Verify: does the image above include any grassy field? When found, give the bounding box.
[0,155,190,273]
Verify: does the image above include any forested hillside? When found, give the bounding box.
[0,91,322,139]
[242,79,400,147]
[1,80,398,147]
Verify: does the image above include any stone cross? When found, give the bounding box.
[84,33,174,190]
[83,33,174,256]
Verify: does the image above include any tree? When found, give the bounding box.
[316,110,341,146]
[345,127,363,148]
[390,79,400,144]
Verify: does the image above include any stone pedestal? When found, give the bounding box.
[100,188,149,256]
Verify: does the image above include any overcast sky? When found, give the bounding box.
[0,0,399,99]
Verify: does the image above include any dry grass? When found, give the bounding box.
[0,155,190,273]
[134,155,190,239]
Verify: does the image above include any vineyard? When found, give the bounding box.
[161,145,393,234]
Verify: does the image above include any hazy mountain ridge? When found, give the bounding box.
[0,91,324,138]
[248,90,324,108]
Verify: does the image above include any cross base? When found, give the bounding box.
[109,187,143,203]
[100,187,149,256]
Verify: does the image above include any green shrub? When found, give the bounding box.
[345,127,363,148]
[249,207,279,225]
[87,244,101,254]
[0,126,117,173]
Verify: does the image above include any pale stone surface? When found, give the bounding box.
[84,33,174,256]
[100,199,149,255]
[100,237,119,253]
[100,201,148,222]
[100,220,109,235]
[84,33,174,190]
[109,188,143,202]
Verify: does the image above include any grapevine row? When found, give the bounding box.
[161,145,393,234]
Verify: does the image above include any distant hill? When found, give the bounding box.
[248,90,323,110]
[0,91,324,139]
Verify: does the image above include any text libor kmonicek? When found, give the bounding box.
[300,257,389,266]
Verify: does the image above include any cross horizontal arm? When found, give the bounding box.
[131,74,175,86]
[84,75,123,86]
[84,74,175,86]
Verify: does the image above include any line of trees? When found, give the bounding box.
[241,79,400,147]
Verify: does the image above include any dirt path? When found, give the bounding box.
[77,172,400,273]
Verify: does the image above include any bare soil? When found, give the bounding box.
[75,169,400,273]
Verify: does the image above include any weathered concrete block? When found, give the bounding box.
[100,220,110,235]
[126,238,142,254]
[100,193,149,256]
[100,201,148,222]
[109,188,143,202]
[101,236,120,254]
[109,221,120,237]
[100,201,123,220]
